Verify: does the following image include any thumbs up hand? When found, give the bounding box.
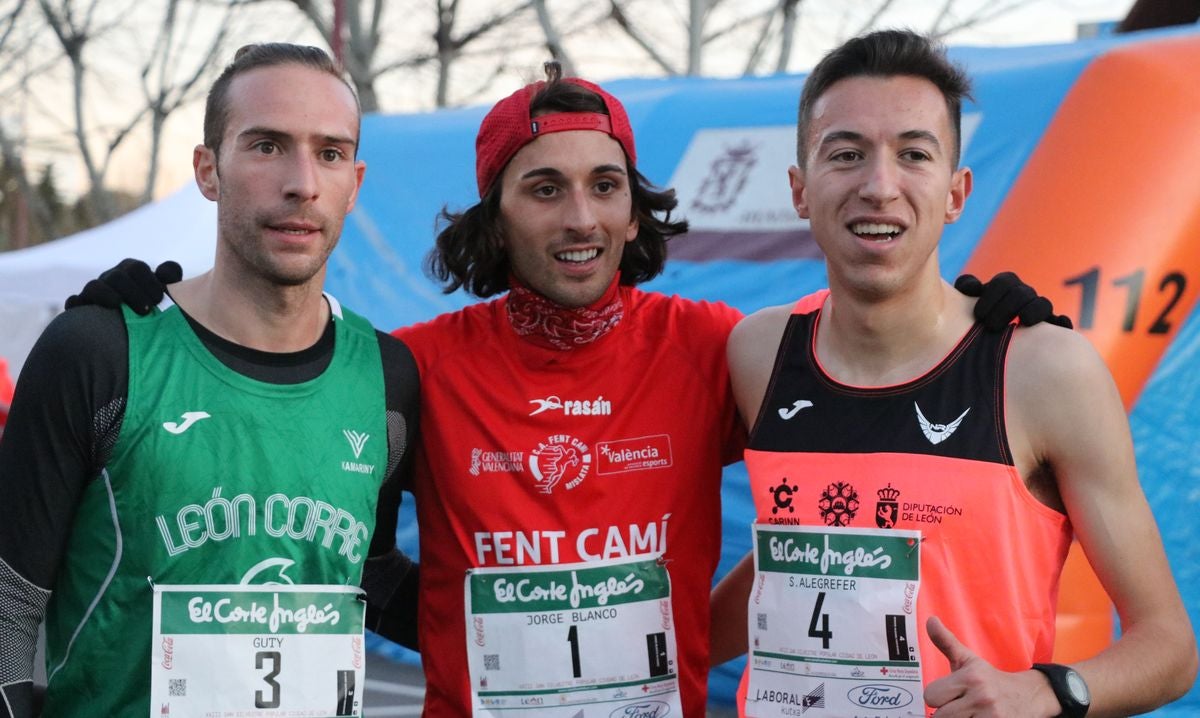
[923,616,1061,717]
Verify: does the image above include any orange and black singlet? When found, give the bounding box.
[741,290,1072,709]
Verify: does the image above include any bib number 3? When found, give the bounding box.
[150,584,366,718]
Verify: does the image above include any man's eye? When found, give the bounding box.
[533,185,558,197]
[256,142,278,155]
[595,179,619,193]
[321,149,343,162]
[902,150,931,161]
[831,150,861,162]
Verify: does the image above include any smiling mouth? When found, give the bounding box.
[850,222,903,241]
[556,248,600,263]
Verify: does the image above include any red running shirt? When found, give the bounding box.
[396,287,744,716]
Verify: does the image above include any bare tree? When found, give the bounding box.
[283,0,386,111]
[0,0,59,249]
[37,0,141,222]
[137,0,235,203]
[601,0,1042,78]
[430,0,533,106]
[532,0,573,75]
[278,0,534,110]
[926,0,1030,38]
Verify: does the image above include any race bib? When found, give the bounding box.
[150,584,365,718]
[747,525,924,718]
[465,554,682,717]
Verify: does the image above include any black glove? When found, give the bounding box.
[65,258,182,315]
[955,271,1073,332]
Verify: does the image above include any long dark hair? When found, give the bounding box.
[427,65,688,299]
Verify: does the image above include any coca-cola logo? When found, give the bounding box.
[160,637,174,669]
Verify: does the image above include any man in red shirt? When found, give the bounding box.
[396,64,744,716]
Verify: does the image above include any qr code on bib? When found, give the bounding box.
[757,613,767,630]
[168,679,186,697]
[484,654,500,671]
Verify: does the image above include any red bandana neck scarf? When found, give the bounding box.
[506,274,624,351]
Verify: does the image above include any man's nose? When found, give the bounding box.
[858,157,901,205]
[283,153,320,201]
[562,187,598,235]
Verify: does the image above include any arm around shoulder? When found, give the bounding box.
[1007,324,1198,715]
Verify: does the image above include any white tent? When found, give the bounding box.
[0,183,216,377]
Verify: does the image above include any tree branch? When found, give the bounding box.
[851,0,897,37]
[929,0,1036,38]
[533,0,574,75]
[608,0,679,75]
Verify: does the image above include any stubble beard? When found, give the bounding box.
[219,209,340,288]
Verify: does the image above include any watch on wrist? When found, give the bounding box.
[1032,663,1091,718]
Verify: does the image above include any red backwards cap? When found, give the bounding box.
[475,77,637,197]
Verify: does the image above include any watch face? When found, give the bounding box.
[1066,670,1090,703]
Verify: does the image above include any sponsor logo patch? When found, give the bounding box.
[469,448,526,476]
[596,434,673,474]
[528,394,613,417]
[341,429,374,474]
[847,683,915,709]
[817,481,859,526]
[609,701,671,717]
[162,411,210,435]
[914,402,970,445]
[529,434,591,494]
[876,484,900,528]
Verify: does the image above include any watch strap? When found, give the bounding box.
[1032,662,1090,718]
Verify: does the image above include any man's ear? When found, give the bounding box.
[345,159,367,214]
[789,165,810,219]
[945,165,973,224]
[194,145,219,201]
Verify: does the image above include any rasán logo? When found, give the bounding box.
[609,700,671,718]
[847,684,914,709]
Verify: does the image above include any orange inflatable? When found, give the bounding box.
[963,34,1200,661]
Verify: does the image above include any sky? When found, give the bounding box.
[7,0,1141,204]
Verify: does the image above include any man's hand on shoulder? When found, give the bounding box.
[64,258,182,315]
[923,616,1062,717]
[956,271,1073,332]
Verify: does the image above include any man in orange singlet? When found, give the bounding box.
[710,29,1196,718]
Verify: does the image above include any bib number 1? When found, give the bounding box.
[465,554,683,717]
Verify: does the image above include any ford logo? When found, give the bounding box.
[847,684,914,708]
[609,700,671,718]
